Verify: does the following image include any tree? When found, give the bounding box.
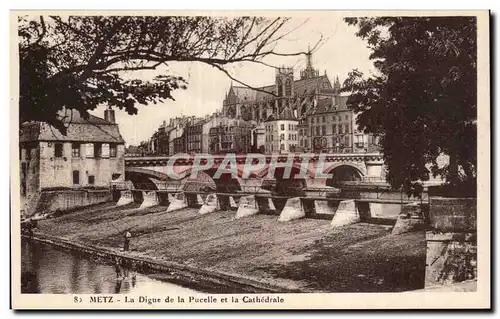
[342,17,477,194]
[19,15,315,134]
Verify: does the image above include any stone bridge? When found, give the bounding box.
[122,153,386,193]
[111,153,430,226]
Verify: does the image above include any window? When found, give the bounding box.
[345,115,348,120]
[339,125,344,134]
[110,144,117,157]
[288,124,291,130]
[72,170,79,185]
[322,126,326,135]
[281,124,285,131]
[54,143,63,158]
[72,143,80,157]
[88,175,95,185]
[346,124,350,134]
[280,134,285,140]
[311,127,314,135]
[26,147,32,161]
[316,126,320,136]
[332,124,337,135]
[94,143,102,157]
[322,116,325,123]
[281,144,285,151]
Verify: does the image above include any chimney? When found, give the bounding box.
[104,107,115,123]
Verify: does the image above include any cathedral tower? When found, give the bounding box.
[300,46,320,80]
[275,66,294,112]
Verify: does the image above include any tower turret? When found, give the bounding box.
[334,76,341,93]
[300,46,320,80]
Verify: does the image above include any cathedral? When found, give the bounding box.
[221,50,343,125]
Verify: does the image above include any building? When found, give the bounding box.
[220,50,379,154]
[304,96,380,153]
[202,113,222,153]
[208,118,253,154]
[222,51,336,124]
[264,107,299,154]
[185,118,205,154]
[19,108,125,215]
[251,122,266,153]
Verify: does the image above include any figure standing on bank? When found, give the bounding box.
[123,229,131,251]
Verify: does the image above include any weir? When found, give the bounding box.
[235,195,259,219]
[278,197,305,222]
[330,199,360,227]
[139,191,159,209]
[199,194,220,215]
[116,190,134,206]
[166,192,188,213]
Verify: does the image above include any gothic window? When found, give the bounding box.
[285,78,292,96]
[277,79,283,96]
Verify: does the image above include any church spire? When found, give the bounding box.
[300,46,319,80]
[334,76,341,93]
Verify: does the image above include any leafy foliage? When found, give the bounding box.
[19,15,310,134]
[342,17,477,193]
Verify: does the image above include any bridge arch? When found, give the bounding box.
[176,166,243,193]
[124,171,159,190]
[324,163,364,187]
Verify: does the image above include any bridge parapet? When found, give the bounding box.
[124,153,384,167]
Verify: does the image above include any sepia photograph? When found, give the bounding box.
[10,10,490,309]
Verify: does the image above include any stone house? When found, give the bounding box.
[19,108,125,216]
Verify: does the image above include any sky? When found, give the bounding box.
[90,15,375,146]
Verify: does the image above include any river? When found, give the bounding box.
[21,239,199,294]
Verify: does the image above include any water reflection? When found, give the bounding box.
[21,239,197,294]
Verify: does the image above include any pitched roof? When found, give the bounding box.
[265,107,298,122]
[230,75,331,103]
[308,96,349,115]
[20,110,125,143]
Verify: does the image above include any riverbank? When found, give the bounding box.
[32,202,426,292]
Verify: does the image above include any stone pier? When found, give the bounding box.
[229,196,238,211]
[139,191,159,209]
[256,196,276,215]
[186,193,204,208]
[166,192,188,213]
[314,200,337,217]
[391,202,426,235]
[278,197,305,222]
[235,195,259,219]
[199,193,220,215]
[116,190,134,206]
[156,191,171,206]
[330,199,360,227]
